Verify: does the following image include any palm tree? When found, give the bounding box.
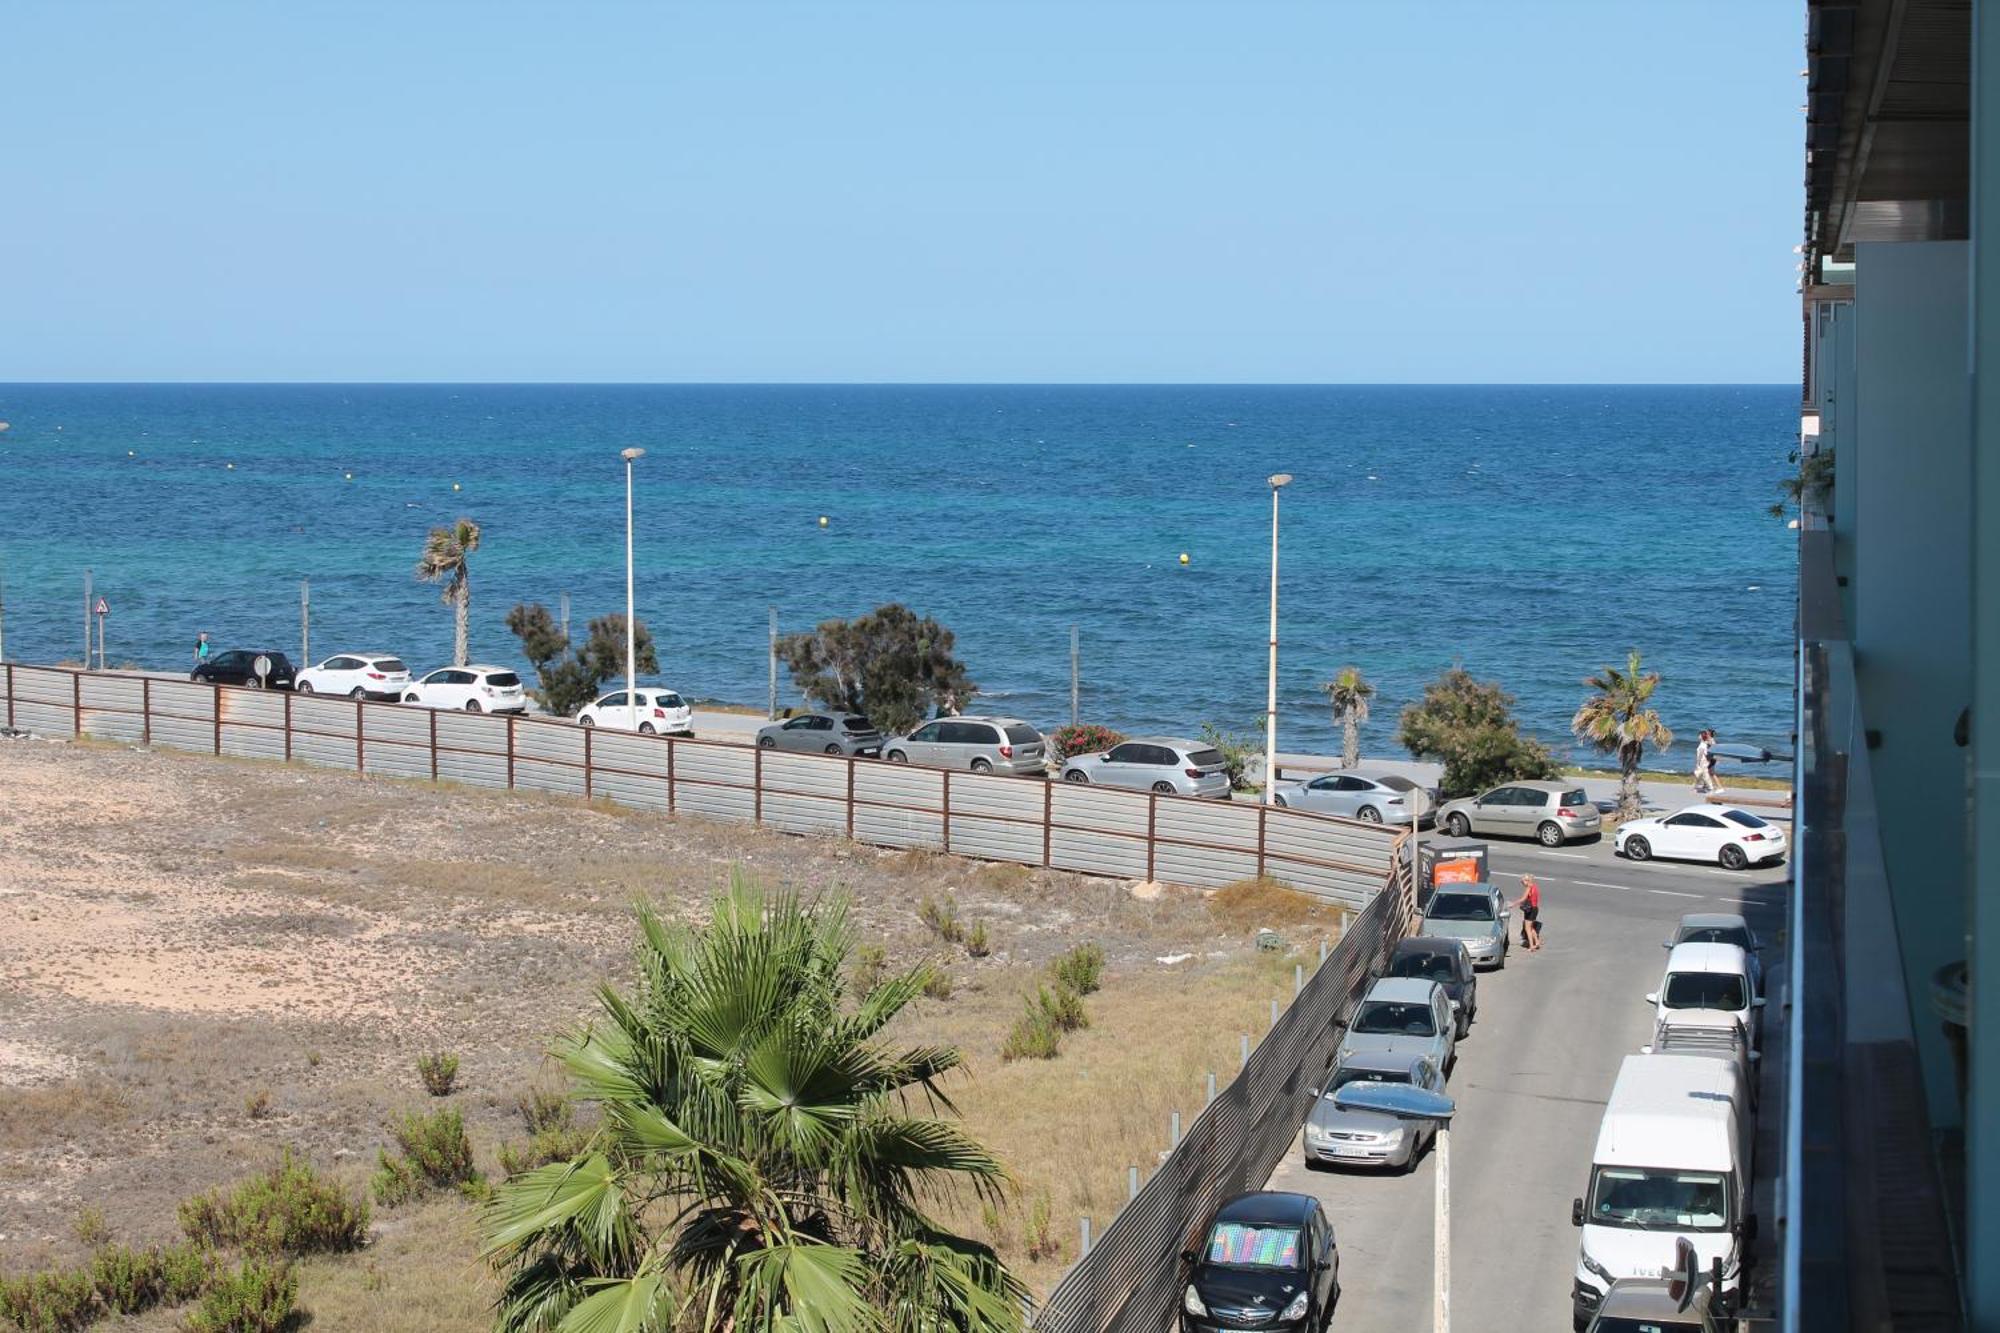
[482,870,1026,1333]
[415,517,481,667]
[1571,650,1674,820]
[1322,666,1375,769]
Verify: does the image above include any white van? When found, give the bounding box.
[1570,1054,1753,1330]
[1647,942,1763,1056]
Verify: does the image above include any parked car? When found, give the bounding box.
[1617,805,1788,870]
[1435,780,1602,845]
[401,665,528,714]
[293,652,412,700]
[190,649,296,690]
[755,712,884,757]
[1417,882,1511,970]
[1302,1052,1446,1172]
[1584,1274,1727,1333]
[1179,1191,1339,1333]
[1665,912,1765,998]
[575,687,692,735]
[882,716,1047,775]
[1271,770,1433,823]
[1647,942,1764,1056]
[1387,937,1478,1037]
[1059,736,1231,798]
[1334,976,1457,1076]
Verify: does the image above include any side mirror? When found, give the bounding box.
[1307,1086,1321,1098]
[1640,1045,1655,1055]
[1749,1051,1762,1063]
[1645,992,1660,1006]
[1662,940,1674,949]
[1571,1198,1585,1228]
[1752,996,1768,1009]
[1179,1249,1197,1267]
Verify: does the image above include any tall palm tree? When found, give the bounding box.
[416,517,481,667]
[1322,666,1374,769]
[1571,650,1674,820]
[482,870,1026,1333]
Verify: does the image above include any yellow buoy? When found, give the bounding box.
[1179,552,1190,566]
[818,515,829,528]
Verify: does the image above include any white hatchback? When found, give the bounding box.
[295,652,413,701]
[574,687,692,735]
[402,665,528,714]
[1615,804,1788,870]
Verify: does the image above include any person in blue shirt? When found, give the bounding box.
[193,631,212,665]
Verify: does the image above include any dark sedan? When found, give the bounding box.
[191,649,297,690]
[1387,937,1479,1037]
[1180,1190,1339,1332]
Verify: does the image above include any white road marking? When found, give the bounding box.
[1646,888,1705,899]
[1525,850,1588,860]
[1570,879,1641,892]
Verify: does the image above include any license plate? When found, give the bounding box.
[1330,1145,1372,1157]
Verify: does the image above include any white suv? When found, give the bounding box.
[402,665,528,714]
[295,652,413,700]
[575,687,692,735]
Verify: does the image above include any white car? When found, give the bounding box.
[401,665,528,714]
[1646,941,1764,1057]
[574,687,692,735]
[1615,804,1788,870]
[294,652,413,701]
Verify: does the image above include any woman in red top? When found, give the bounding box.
[1511,874,1543,952]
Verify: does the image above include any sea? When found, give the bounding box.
[0,384,1798,769]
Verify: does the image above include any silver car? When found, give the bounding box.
[756,712,883,757]
[1058,736,1231,798]
[1302,1052,1446,1172]
[1434,780,1602,846]
[1333,976,1457,1076]
[882,715,1048,775]
[1272,770,1432,823]
[1418,882,1512,970]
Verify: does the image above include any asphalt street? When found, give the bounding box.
[1264,832,1788,1332]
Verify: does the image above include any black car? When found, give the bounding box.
[1387,937,1479,1037]
[1180,1191,1339,1332]
[191,649,297,690]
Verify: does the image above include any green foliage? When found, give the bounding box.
[179,1259,298,1333]
[0,1266,98,1332]
[1023,1190,1060,1263]
[965,920,991,959]
[1000,1004,1062,1062]
[416,1051,460,1097]
[372,1108,479,1205]
[918,893,964,944]
[496,1090,591,1179]
[851,942,889,994]
[1035,984,1088,1033]
[479,869,1025,1332]
[71,1207,109,1251]
[1049,942,1104,997]
[0,1242,216,1331]
[1770,445,1835,518]
[504,602,661,718]
[414,517,482,667]
[1573,650,1674,819]
[1322,666,1375,770]
[921,966,955,1001]
[1198,721,1263,791]
[1397,667,1559,797]
[777,603,978,737]
[177,1151,369,1257]
[1049,723,1125,761]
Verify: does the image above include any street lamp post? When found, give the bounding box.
[621,447,646,731]
[1331,1080,1456,1332]
[1263,473,1293,804]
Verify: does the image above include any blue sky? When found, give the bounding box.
[4,2,1802,383]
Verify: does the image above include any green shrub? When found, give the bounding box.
[0,1267,97,1332]
[180,1258,298,1333]
[178,1150,369,1256]
[1049,723,1125,762]
[920,967,954,1001]
[158,1244,217,1304]
[517,1086,571,1136]
[72,1207,110,1251]
[1000,1003,1062,1062]
[965,921,990,958]
[369,1154,423,1208]
[416,1051,460,1097]
[850,943,889,994]
[372,1107,479,1205]
[1036,983,1089,1033]
[1049,942,1104,996]
[497,1092,590,1178]
[89,1245,165,1315]
[917,895,963,944]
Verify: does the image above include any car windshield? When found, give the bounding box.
[1663,972,1747,1011]
[1720,810,1770,829]
[1426,893,1494,923]
[843,716,875,732]
[1590,1318,1707,1332]
[1375,774,1419,792]
[1351,1000,1435,1037]
[655,693,686,708]
[1329,1065,1411,1092]
[1588,1167,1730,1231]
[486,672,522,688]
[1563,789,1590,808]
[1678,926,1751,950]
[1004,724,1040,744]
[1203,1222,1301,1269]
[1390,952,1458,983]
[1188,748,1227,768]
[375,658,409,673]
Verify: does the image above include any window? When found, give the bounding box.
[1335,776,1369,791]
[1003,724,1040,744]
[1187,749,1226,769]
[1719,810,1769,829]
[1481,787,1516,804]
[1588,1167,1730,1231]
[600,693,629,709]
[807,716,834,730]
[375,658,409,674]
[909,723,941,742]
[487,673,521,688]
[1108,744,1142,763]
[1137,744,1178,766]
[449,670,477,685]
[1679,925,1752,950]
[1426,893,1494,923]
[1390,951,1459,983]
[656,692,685,709]
[326,656,359,671]
[783,716,811,729]
[1203,1222,1301,1269]
[1351,1000,1436,1037]
[1308,775,1338,790]
[841,716,874,732]
[939,721,992,745]
[1662,971,1747,1011]
[1667,813,1726,829]
[1375,774,1420,792]
[1560,789,1589,809]
[1328,1065,1411,1091]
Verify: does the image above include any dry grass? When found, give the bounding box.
[1204,876,1350,934]
[293,1197,494,1333]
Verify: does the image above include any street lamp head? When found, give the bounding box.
[621,447,646,462]
[1268,472,1293,489]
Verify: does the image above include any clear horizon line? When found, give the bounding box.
[0,379,1798,389]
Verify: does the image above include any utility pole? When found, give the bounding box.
[0,553,8,664]
[300,578,311,664]
[559,590,570,645]
[768,606,779,720]
[82,569,92,668]
[1070,625,1080,726]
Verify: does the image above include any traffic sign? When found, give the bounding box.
[94,598,108,616]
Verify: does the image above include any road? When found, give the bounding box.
[1264,833,1788,1332]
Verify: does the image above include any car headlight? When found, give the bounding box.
[1280,1291,1309,1322]
[1579,1249,1615,1285]
[1183,1284,1207,1317]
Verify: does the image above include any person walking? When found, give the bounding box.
[1693,729,1714,796]
[1703,729,1728,797]
[1511,874,1543,952]
[193,631,212,666]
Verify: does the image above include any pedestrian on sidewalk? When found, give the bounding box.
[1703,729,1727,797]
[1511,874,1543,952]
[1693,729,1715,796]
[193,631,212,666]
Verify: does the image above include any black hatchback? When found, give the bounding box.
[1180,1191,1339,1332]
[191,649,297,690]
[1388,937,1478,1038]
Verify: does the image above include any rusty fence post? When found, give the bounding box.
[355,699,365,773]
[212,684,222,755]
[1043,779,1053,867]
[506,715,517,789]
[753,741,763,825]
[142,677,152,747]
[72,670,82,736]
[941,771,952,853]
[667,738,677,813]
[1256,804,1269,879]
[283,690,292,762]
[1146,793,1158,881]
[583,725,594,801]
[846,757,856,839]
[429,710,439,781]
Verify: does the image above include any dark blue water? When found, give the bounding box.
[0,384,1797,766]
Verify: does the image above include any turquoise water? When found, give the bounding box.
[0,384,1797,766]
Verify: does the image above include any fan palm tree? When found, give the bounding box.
[1571,650,1674,820]
[482,870,1026,1333]
[416,517,481,667]
[1322,666,1375,769]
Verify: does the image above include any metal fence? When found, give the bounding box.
[1034,860,1415,1332]
[0,664,1404,906]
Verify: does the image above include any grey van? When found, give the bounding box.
[883,716,1048,775]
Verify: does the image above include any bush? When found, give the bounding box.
[1049,723,1124,762]
[0,1267,97,1331]
[964,920,990,959]
[850,943,889,994]
[72,1207,110,1250]
[1049,942,1104,996]
[416,1051,460,1097]
[242,1091,272,1121]
[497,1089,591,1178]
[372,1107,478,1205]
[1000,1004,1062,1062]
[1198,721,1262,791]
[180,1259,298,1333]
[1397,667,1558,796]
[1036,983,1089,1033]
[178,1151,369,1257]
[920,967,955,1001]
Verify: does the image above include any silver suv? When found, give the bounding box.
[1435,780,1602,845]
[1058,736,1231,798]
[883,716,1048,775]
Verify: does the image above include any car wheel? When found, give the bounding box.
[886,750,907,764]
[349,686,366,699]
[1063,769,1090,784]
[757,735,775,747]
[639,722,656,734]
[1152,780,1175,794]
[824,743,842,755]
[1456,1013,1470,1039]
[243,675,262,690]
[970,758,993,773]
[1445,812,1470,838]
[464,700,482,712]
[1624,835,1652,862]
[579,715,595,728]
[403,693,420,704]
[1536,820,1564,847]
[297,681,315,695]
[1357,805,1383,823]
[1719,843,1749,871]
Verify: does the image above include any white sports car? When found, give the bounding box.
[1615,804,1788,870]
